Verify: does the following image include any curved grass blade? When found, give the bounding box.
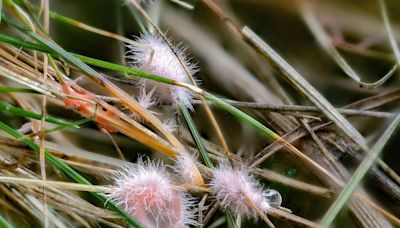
[380,0,400,68]
[0,121,142,227]
[299,1,397,89]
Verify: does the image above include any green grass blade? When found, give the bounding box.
[0,121,142,227]
[0,86,39,93]
[74,53,174,84]
[226,210,238,228]
[0,102,78,127]
[0,214,11,228]
[320,114,400,226]
[204,92,278,140]
[0,33,49,52]
[180,105,213,168]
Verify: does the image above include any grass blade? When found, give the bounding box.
[0,102,78,127]
[181,105,213,168]
[0,86,39,93]
[299,1,397,89]
[0,214,11,228]
[320,114,400,226]
[380,0,400,67]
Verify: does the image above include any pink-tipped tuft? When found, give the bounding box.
[126,34,198,109]
[174,152,204,186]
[109,159,196,227]
[210,164,282,219]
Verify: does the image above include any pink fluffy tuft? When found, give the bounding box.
[109,159,196,227]
[173,152,204,186]
[210,164,282,219]
[126,34,198,109]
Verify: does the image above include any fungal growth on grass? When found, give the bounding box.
[109,159,195,228]
[174,152,204,186]
[127,34,198,109]
[210,164,282,220]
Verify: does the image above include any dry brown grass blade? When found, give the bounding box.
[254,168,332,198]
[268,207,318,227]
[0,176,113,193]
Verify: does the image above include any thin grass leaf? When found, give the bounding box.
[0,121,142,227]
[0,214,11,228]
[204,92,278,140]
[320,113,400,226]
[181,105,213,168]
[0,102,78,127]
[225,210,237,228]
[0,86,38,93]
[299,1,397,89]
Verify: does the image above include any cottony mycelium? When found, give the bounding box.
[174,152,204,186]
[210,164,282,219]
[109,159,195,228]
[126,34,198,110]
